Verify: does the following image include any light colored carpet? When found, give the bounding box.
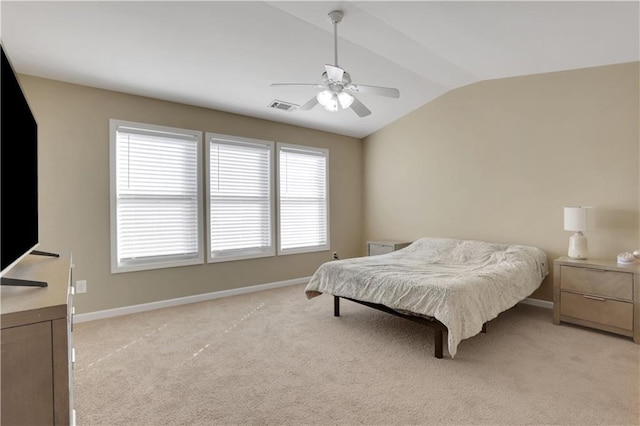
[73,284,639,425]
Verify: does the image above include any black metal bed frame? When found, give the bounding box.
[333,295,486,359]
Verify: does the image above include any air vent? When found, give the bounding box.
[268,100,297,112]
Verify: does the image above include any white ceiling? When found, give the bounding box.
[1,1,638,138]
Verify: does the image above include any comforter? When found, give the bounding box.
[305,237,548,357]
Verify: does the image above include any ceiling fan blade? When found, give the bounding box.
[350,95,371,117]
[346,84,400,99]
[298,96,319,111]
[271,83,323,88]
[325,64,344,83]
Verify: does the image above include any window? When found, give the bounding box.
[277,143,329,255]
[110,121,329,270]
[206,134,274,262]
[110,120,203,273]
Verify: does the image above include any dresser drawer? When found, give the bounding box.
[560,292,633,331]
[560,266,633,301]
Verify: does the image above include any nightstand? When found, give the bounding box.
[367,240,411,256]
[553,257,640,343]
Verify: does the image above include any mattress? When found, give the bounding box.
[305,237,549,357]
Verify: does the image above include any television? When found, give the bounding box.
[0,45,52,286]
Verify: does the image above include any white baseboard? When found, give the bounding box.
[75,278,552,323]
[520,297,553,309]
[74,276,311,323]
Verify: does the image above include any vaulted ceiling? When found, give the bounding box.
[2,1,638,138]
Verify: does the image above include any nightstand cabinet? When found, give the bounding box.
[367,240,411,256]
[553,257,639,343]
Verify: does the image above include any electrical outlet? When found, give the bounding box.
[332,252,339,260]
[76,280,87,294]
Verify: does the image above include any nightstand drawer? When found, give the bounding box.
[368,243,393,256]
[367,241,410,256]
[560,292,633,331]
[560,265,633,301]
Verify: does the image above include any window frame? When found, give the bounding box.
[205,133,275,263]
[276,142,330,256]
[109,119,204,273]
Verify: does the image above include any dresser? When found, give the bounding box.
[367,240,411,256]
[553,257,639,343]
[1,254,74,425]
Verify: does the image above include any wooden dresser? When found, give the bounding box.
[1,254,74,425]
[553,257,639,343]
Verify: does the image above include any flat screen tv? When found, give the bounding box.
[1,45,41,283]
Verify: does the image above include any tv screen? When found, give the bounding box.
[1,45,39,276]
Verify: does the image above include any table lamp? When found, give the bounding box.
[563,206,593,259]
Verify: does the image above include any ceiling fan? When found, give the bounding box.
[271,10,400,117]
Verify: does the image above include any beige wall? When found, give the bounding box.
[19,76,363,314]
[364,62,640,301]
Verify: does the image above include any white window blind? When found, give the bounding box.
[278,144,329,254]
[110,120,203,272]
[207,134,274,262]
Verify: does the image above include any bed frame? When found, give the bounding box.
[333,295,486,359]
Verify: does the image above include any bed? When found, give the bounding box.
[305,237,548,358]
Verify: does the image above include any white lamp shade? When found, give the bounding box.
[563,206,594,232]
[324,94,338,112]
[316,90,332,106]
[337,91,354,109]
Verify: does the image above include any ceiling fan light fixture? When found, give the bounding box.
[338,91,354,109]
[316,89,333,106]
[324,94,339,112]
[271,9,398,118]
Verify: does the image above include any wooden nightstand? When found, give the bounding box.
[553,257,639,343]
[367,240,411,256]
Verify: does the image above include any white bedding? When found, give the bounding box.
[305,237,548,357]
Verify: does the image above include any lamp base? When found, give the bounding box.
[568,232,588,259]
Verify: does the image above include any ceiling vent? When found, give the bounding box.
[268,100,297,112]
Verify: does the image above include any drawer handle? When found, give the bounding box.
[582,294,607,302]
